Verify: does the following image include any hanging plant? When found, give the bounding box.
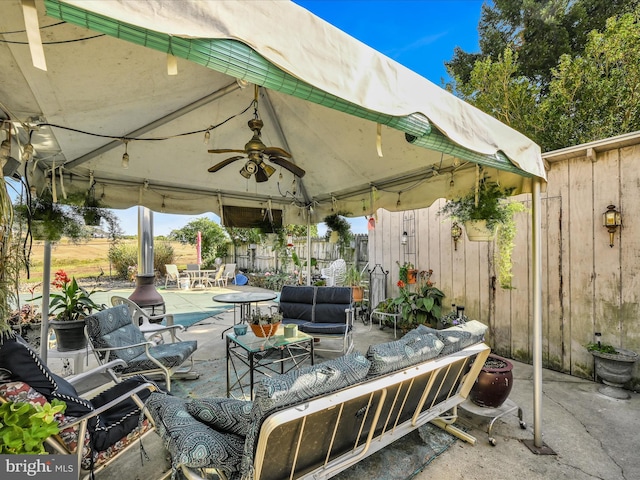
[323,213,353,256]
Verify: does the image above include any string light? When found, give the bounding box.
[121,140,129,169]
[22,143,33,162]
[203,129,210,144]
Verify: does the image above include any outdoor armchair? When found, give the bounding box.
[110,295,180,339]
[164,264,186,288]
[85,304,198,391]
[320,258,347,286]
[0,334,166,480]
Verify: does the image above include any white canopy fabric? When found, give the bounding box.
[1,0,546,226]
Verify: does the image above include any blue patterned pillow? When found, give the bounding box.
[366,333,444,375]
[409,321,487,355]
[186,398,253,437]
[145,393,244,475]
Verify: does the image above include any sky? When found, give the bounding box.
[110,1,485,236]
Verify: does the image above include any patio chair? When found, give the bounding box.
[223,263,237,285]
[164,264,185,288]
[110,295,181,340]
[85,304,198,391]
[212,265,226,287]
[0,334,168,480]
[321,258,347,286]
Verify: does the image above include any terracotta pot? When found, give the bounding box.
[469,354,514,408]
[407,269,418,284]
[352,286,364,302]
[49,318,87,352]
[250,322,281,338]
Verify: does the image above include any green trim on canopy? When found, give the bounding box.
[405,131,532,177]
[45,0,530,178]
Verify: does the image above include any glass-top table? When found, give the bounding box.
[226,326,314,400]
[213,292,278,338]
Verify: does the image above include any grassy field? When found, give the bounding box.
[21,238,198,286]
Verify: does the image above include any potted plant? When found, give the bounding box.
[0,398,66,454]
[391,270,445,331]
[397,261,417,284]
[345,265,364,302]
[46,269,100,351]
[248,307,283,337]
[439,177,525,288]
[323,213,353,255]
[586,341,639,399]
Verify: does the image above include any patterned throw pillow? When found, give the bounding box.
[187,398,253,437]
[145,393,244,475]
[408,321,487,355]
[366,333,444,375]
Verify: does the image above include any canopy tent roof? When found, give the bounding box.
[1,0,546,227]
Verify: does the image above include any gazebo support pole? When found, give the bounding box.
[524,178,555,454]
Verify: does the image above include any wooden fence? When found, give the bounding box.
[368,133,640,390]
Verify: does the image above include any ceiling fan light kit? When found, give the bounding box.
[207,85,305,182]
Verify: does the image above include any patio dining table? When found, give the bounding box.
[213,292,278,338]
[185,269,218,288]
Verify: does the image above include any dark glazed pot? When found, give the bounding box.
[469,354,514,408]
[50,318,87,351]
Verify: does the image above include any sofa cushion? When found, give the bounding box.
[409,321,487,355]
[278,286,316,323]
[366,333,445,376]
[299,322,348,335]
[145,393,244,475]
[187,398,253,437]
[314,287,351,324]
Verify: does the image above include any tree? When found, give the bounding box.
[447,0,639,91]
[169,218,229,268]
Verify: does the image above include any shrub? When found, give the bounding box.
[154,241,175,276]
[108,243,137,279]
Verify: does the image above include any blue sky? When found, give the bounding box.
[112,1,485,236]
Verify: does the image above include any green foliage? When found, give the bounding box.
[0,399,66,454]
[0,175,16,333]
[108,242,138,279]
[496,202,527,288]
[586,342,618,354]
[153,241,175,276]
[390,270,446,330]
[170,218,229,268]
[14,191,88,242]
[438,179,514,232]
[447,0,639,92]
[344,265,362,286]
[397,261,414,283]
[323,213,353,256]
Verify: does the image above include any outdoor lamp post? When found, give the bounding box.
[602,205,621,248]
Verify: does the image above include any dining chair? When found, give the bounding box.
[213,265,226,287]
[164,264,183,288]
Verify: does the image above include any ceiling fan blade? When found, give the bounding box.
[207,148,246,154]
[268,156,306,178]
[207,155,245,173]
[263,146,291,158]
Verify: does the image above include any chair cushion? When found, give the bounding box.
[314,287,351,324]
[121,341,197,374]
[366,333,444,376]
[85,305,148,362]
[409,321,487,355]
[0,335,94,417]
[299,322,348,335]
[187,398,253,437]
[145,393,244,475]
[278,286,315,323]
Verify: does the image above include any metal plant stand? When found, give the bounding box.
[460,398,526,446]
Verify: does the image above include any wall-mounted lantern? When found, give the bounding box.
[451,222,463,251]
[401,231,408,245]
[602,204,622,248]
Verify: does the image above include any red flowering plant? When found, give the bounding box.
[48,270,100,321]
[389,269,445,331]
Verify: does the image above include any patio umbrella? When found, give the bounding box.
[0,0,547,448]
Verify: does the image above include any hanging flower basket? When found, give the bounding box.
[464,220,496,242]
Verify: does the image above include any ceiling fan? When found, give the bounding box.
[207,86,305,182]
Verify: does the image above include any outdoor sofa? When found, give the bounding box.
[276,285,354,353]
[145,320,491,480]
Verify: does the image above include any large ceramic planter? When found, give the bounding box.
[469,354,514,408]
[591,348,638,399]
[352,286,364,302]
[464,220,496,242]
[49,318,87,351]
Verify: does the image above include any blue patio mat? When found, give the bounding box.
[170,306,233,329]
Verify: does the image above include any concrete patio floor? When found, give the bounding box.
[49,283,640,480]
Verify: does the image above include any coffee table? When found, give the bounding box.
[226,326,314,400]
[213,292,278,338]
